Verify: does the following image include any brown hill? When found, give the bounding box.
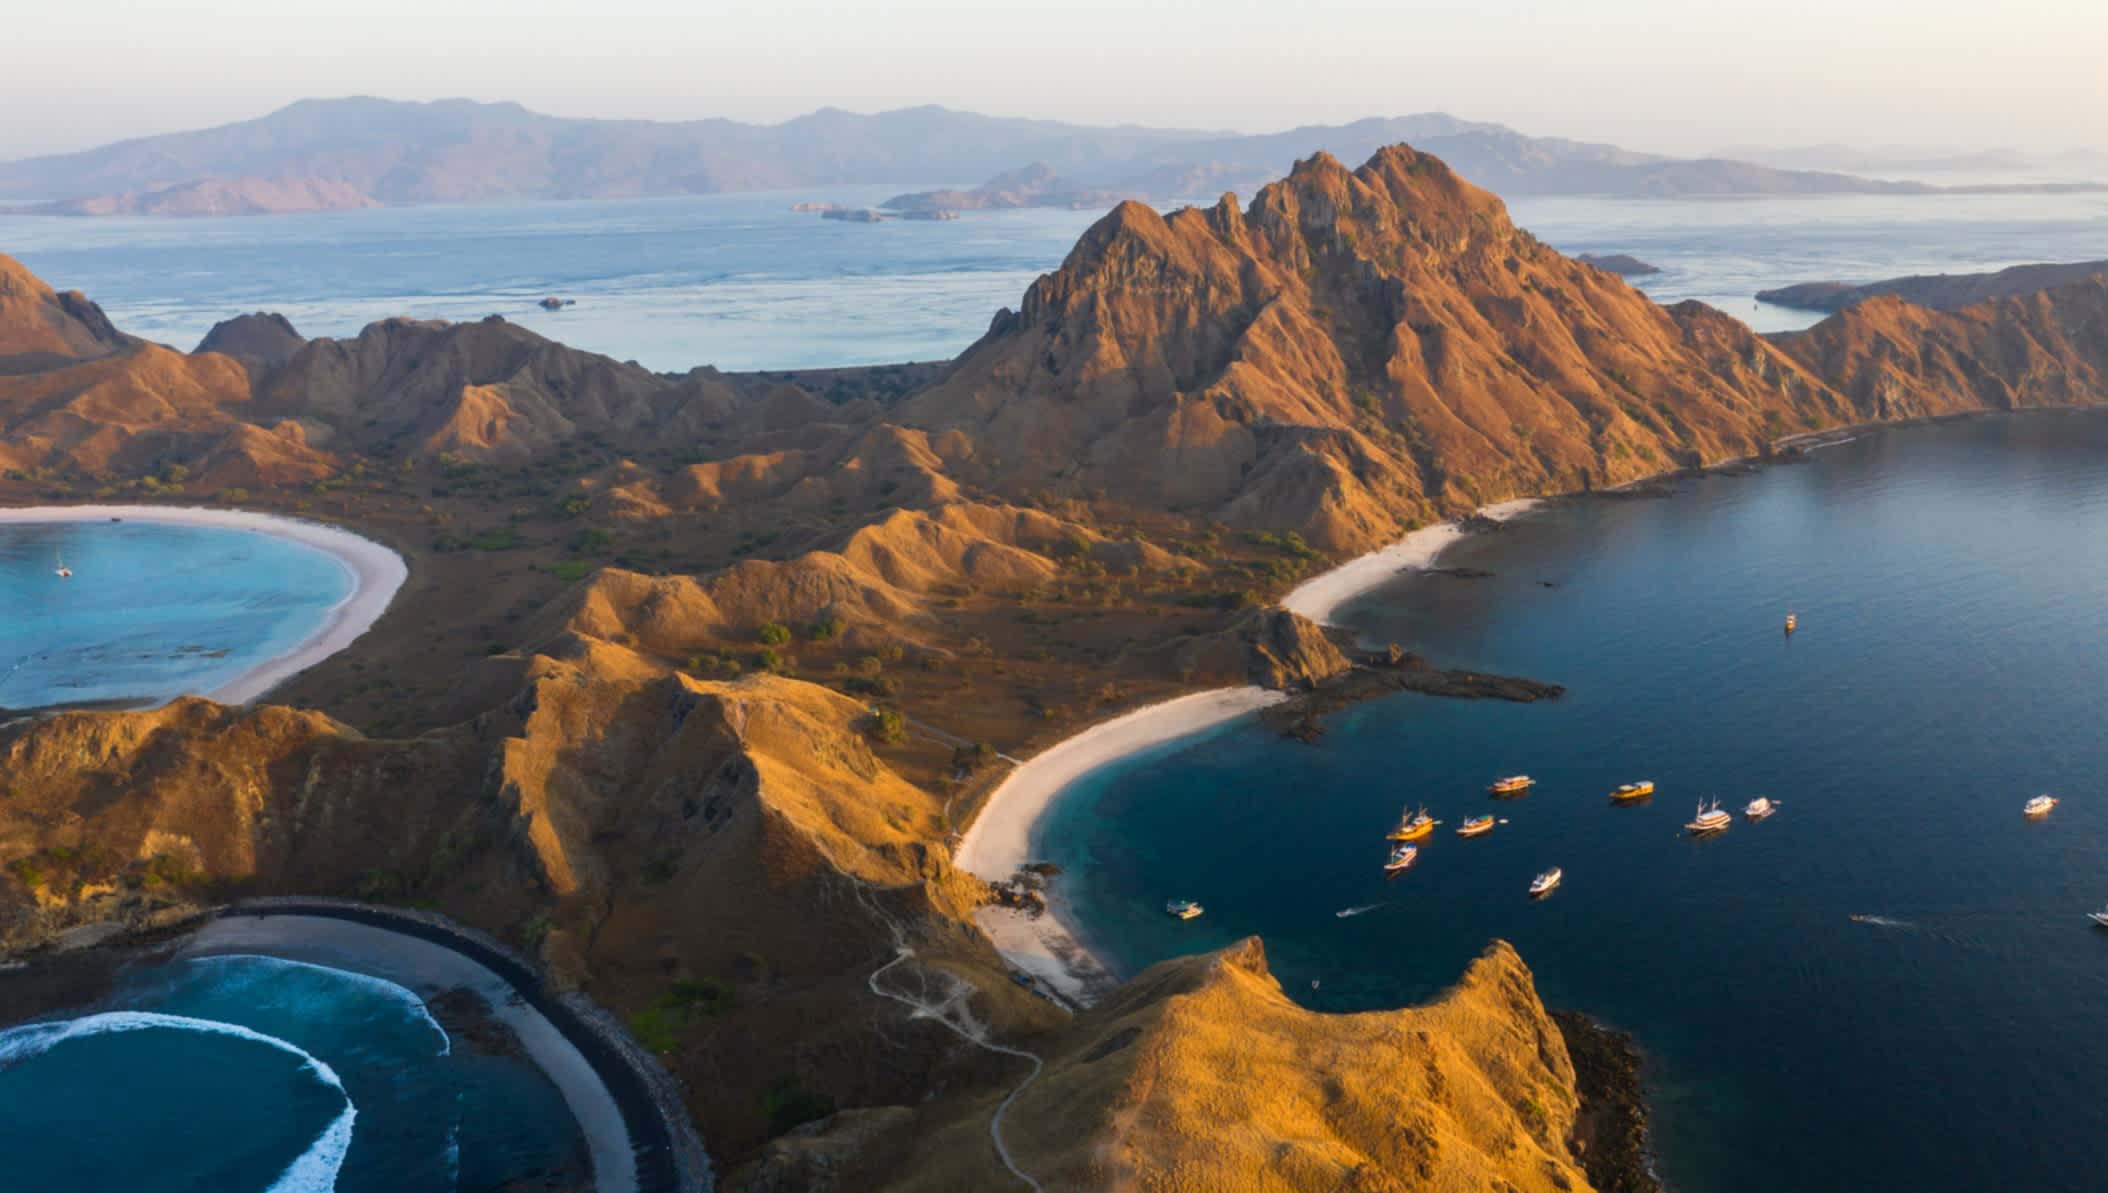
[31,176,380,218]
[0,253,134,372]
[897,148,1849,552]
[1776,279,2108,417]
[1757,259,2108,314]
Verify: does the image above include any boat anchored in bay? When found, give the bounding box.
[1686,799,1732,834]
[1529,868,1563,897]
[1457,814,1496,838]
[1744,797,1779,820]
[1488,774,1535,797]
[1610,780,1655,803]
[1165,899,1204,921]
[1387,806,1439,841]
[1384,843,1419,874]
[2024,794,2059,818]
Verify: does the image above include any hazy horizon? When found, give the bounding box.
[7,0,2105,161]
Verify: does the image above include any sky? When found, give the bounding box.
[3,0,2104,160]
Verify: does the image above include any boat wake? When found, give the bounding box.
[1849,914,1913,929]
[1335,903,1387,918]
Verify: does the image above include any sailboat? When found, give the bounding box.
[53,548,72,579]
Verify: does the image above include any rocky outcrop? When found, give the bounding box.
[1758,259,2108,313]
[196,312,308,383]
[1574,253,1660,277]
[0,254,134,371]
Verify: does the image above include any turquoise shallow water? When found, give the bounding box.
[1041,412,2108,1193]
[0,520,353,710]
[0,955,586,1191]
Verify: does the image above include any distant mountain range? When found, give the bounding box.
[4,97,2096,218]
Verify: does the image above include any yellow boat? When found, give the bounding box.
[1387,805,1439,841]
[1488,775,1535,797]
[1610,780,1655,802]
[1457,814,1496,838]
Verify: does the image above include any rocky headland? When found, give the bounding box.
[1757,257,2108,313]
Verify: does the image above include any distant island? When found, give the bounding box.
[1758,258,2108,312]
[1574,253,1661,277]
[3,96,2100,221]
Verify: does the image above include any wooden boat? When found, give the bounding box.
[1457,814,1496,838]
[1164,899,1204,921]
[2024,795,2058,818]
[1383,843,1419,874]
[1744,797,1778,820]
[1387,806,1439,841]
[1685,799,1732,834]
[1529,868,1562,897]
[1488,775,1535,797]
[1610,780,1655,802]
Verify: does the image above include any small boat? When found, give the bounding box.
[1529,868,1563,897]
[1457,814,1496,838]
[2024,794,2059,818]
[1488,775,1535,797]
[1744,797,1778,820]
[1164,899,1204,920]
[1610,780,1655,802]
[1785,611,1798,634]
[53,550,71,579]
[1387,805,1439,841]
[2090,908,2108,928]
[1383,843,1419,873]
[1685,799,1732,834]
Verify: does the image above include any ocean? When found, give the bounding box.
[0,954,586,1191]
[2,184,2105,372]
[1037,412,2108,1193]
[0,521,353,711]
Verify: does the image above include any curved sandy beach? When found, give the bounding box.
[186,912,642,1193]
[957,500,1541,1006]
[0,504,407,705]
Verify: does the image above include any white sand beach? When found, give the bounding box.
[1281,497,1541,627]
[956,501,1543,1006]
[185,914,639,1193]
[0,504,407,705]
[954,687,1286,1005]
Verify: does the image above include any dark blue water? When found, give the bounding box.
[0,955,584,1191]
[1040,412,2108,1193]
[0,521,352,709]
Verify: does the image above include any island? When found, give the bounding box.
[1757,258,2108,312]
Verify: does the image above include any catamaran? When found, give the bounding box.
[2024,794,2059,818]
[1744,797,1778,820]
[1387,806,1439,841]
[1164,899,1204,920]
[1685,799,1732,834]
[1529,868,1563,897]
[1610,780,1655,802]
[1457,814,1496,838]
[1383,843,1419,873]
[1488,775,1535,797]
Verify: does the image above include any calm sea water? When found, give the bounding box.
[4,187,2106,370]
[1040,413,2108,1193]
[0,955,585,1191]
[0,521,352,710]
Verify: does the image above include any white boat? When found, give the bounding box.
[1685,799,1732,834]
[1488,774,1535,796]
[1784,611,1797,634]
[1164,899,1204,920]
[1528,868,1562,897]
[1744,797,1778,820]
[1383,843,1419,874]
[2024,795,2058,818]
[53,549,71,579]
[2089,907,2108,928]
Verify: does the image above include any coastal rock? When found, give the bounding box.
[1235,608,1353,690]
[0,253,134,368]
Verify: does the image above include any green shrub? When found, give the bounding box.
[763,1075,836,1137]
[757,622,793,646]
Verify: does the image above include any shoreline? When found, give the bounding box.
[0,503,408,706]
[956,500,1543,1006]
